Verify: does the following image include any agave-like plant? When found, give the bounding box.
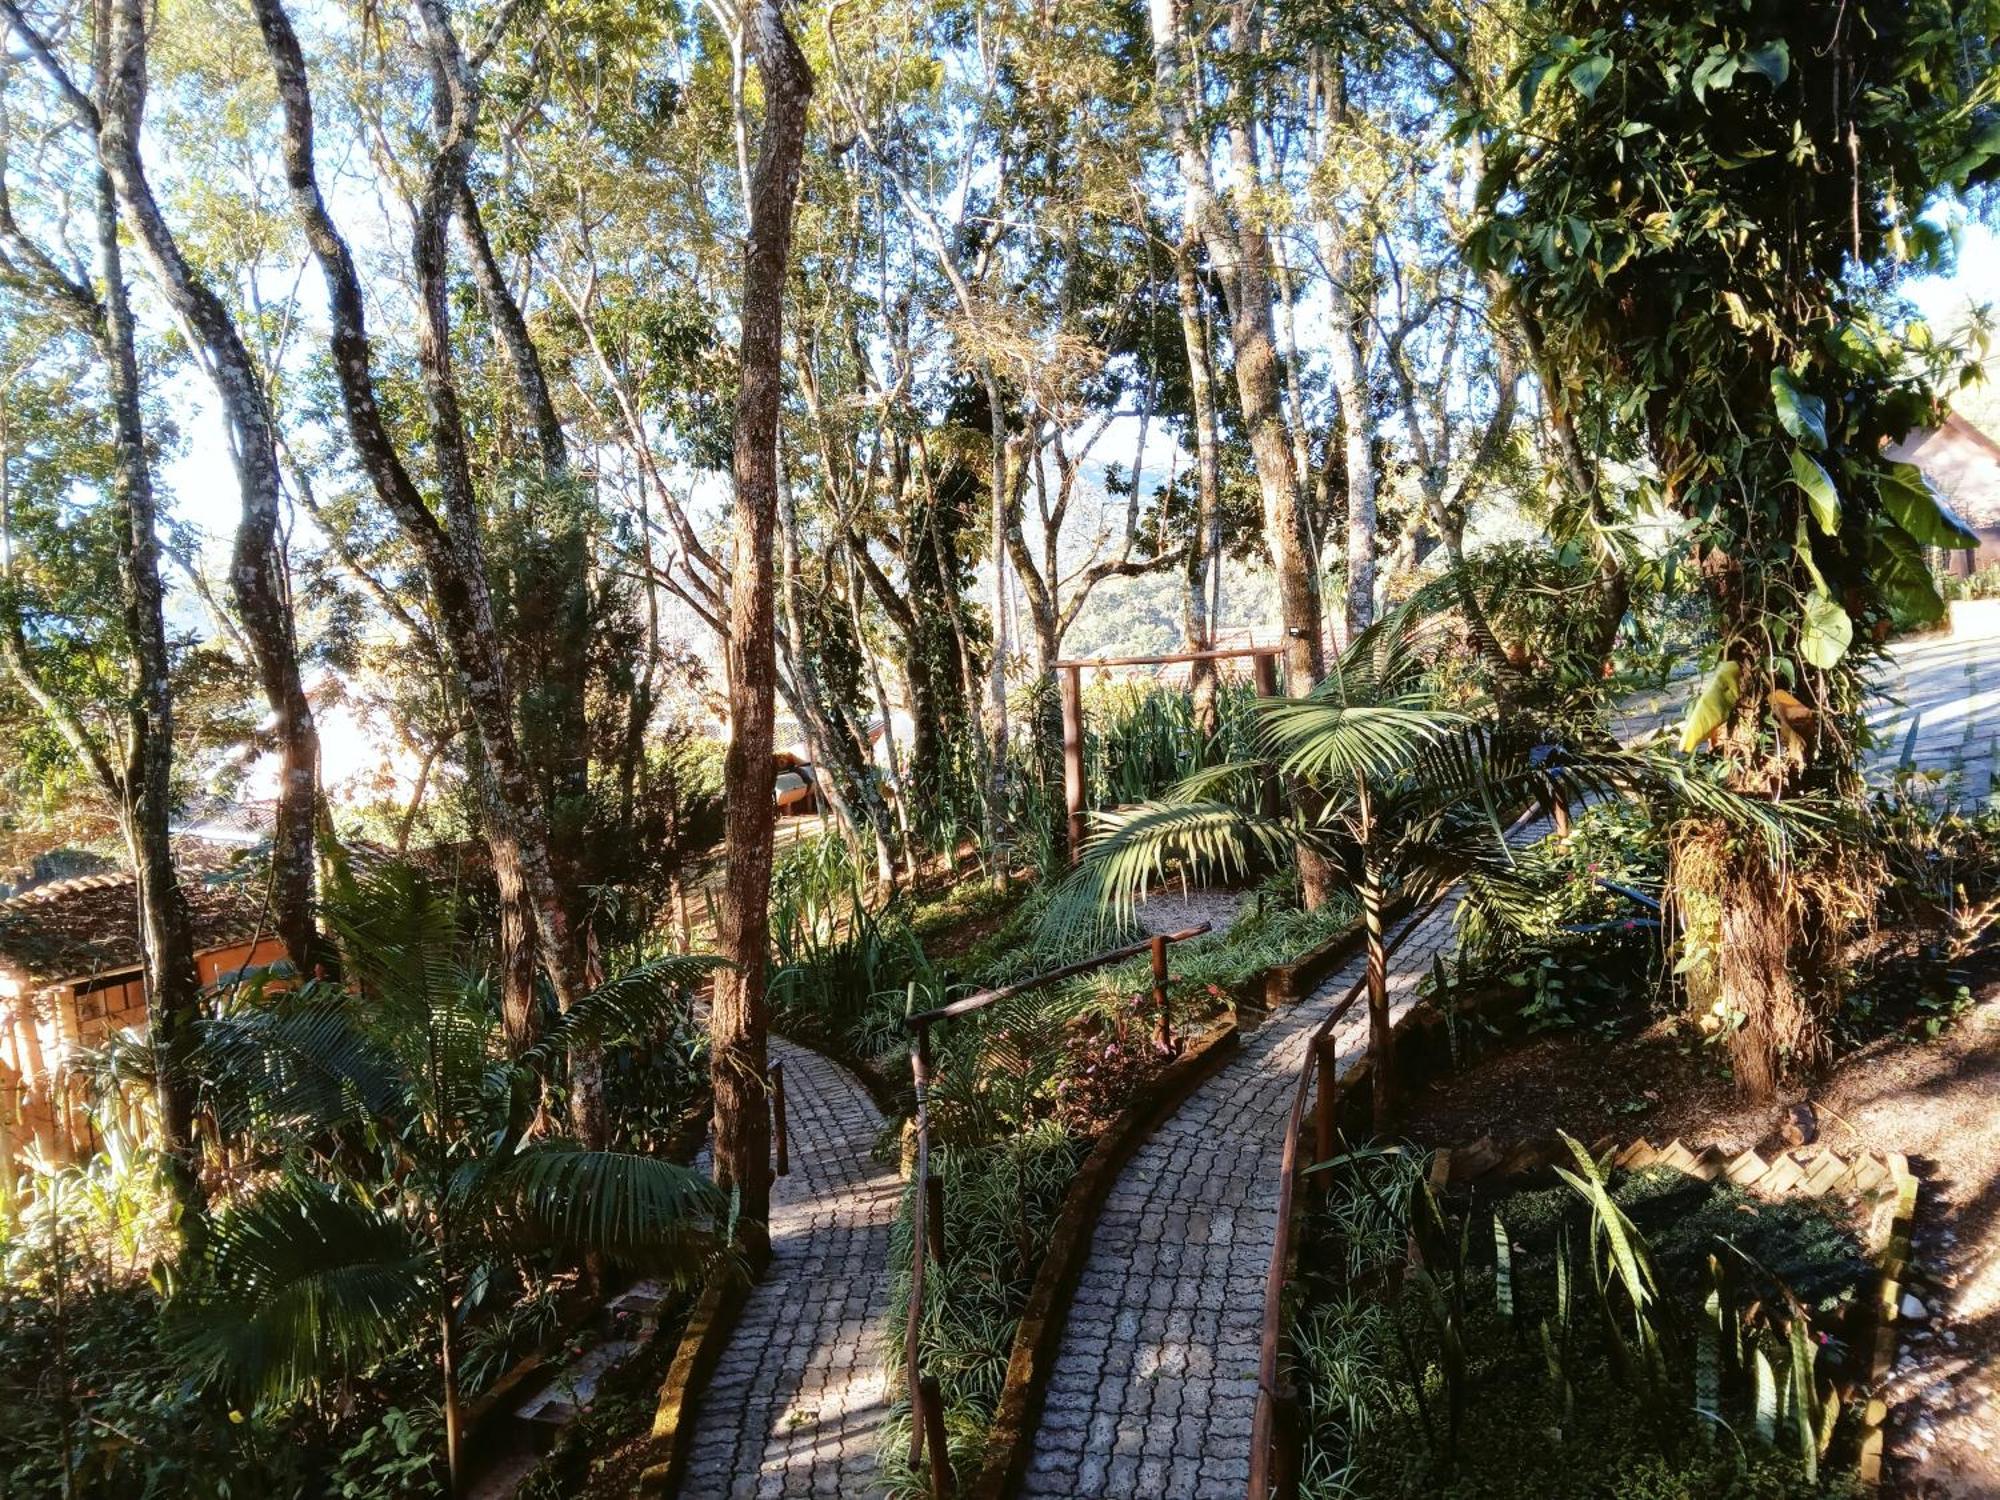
[1044,600,1805,1126]
[169,865,727,1493]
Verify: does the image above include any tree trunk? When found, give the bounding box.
[91,157,205,1227]
[99,0,322,978]
[0,114,208,1234]
[1361,865,1394,1131]
[1323,255,1377,650]
[1148,0,1332,909]
[778,483,895,889]
[1173,236,1223,743]
[251,0,590,1093]
[712,0,812,1259]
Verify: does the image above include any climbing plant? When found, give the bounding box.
[1467,0,2000,1093]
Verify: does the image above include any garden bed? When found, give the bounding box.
[1282,1135,1917,1500]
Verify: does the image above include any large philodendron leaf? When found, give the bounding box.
[1880,461,1978,549]
[1799,593,1853,670]
[1873,524,1947,624]
[1789,449,1840,535]
[1679,660,1742,753]
[1771,370,1827,449]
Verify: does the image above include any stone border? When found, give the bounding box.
[635,1254,762,1496]
[1255,900,1414,1013]
[964,1018,1242,1500]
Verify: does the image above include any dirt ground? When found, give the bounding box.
[1403,986,2000,1497]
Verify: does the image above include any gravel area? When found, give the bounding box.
[1133,887,1252,939]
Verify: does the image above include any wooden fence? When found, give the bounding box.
[900,922,1211,1496]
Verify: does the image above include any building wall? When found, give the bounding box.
[1,935,293,1166]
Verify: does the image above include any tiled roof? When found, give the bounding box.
[0,845,274,987]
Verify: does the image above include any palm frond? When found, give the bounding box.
[1261,699,1470,786]
[169,1175,433,1403]
[192,994,406,1137]
[525,953,726,1070]
[1038,799,1294,944]
[480,1144,724,1274]
[323,863,468,1023]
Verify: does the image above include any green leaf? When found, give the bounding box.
[1741,41,1790,85]
[1880,461,1978,548]
[1771,370,1827,449]
[1799,593,1853,670]
[1789,450,1840,534]
[1568,55,1612,101]
[1519,59,1553,116]
[1873,524,1946,625]
[1754,1347,1778,1443]
[1691,49,1739,103]
[1679,660,1742,753]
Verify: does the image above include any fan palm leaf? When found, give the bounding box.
[525,953,726,1068]
[193,996,405,1136]
[1041,800,1296,942]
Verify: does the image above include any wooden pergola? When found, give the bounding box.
[1053,644,1287,858]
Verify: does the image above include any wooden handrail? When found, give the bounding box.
[1050,645,1283,669]
[903,924,1212,1029]
[1249,806,1547,1499]
[902,920,1215,1496]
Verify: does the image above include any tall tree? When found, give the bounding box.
[1148,0,1334,905]
[0,17,204,1229]
[1476,0,1999,1094]
[711,0,813,1258]
[247,0,594,1102]
[88,0,324,977]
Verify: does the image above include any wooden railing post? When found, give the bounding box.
[769,1060,789,1177]
[906,1024,934,1477]
[919,1374,954,1497]
[1252,650,1282,822]
[913,1026,944,1265]
[1149,934,1175,1055]
[1313,1037,1337,1185]
[1061,664,1086,862]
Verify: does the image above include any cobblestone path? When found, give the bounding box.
[1019,818,1553,1499]
[681,1038,898,1499]
[1619,629,2000,805]
[1862,631,2000,804]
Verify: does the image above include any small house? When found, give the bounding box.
[0,848,288,1167]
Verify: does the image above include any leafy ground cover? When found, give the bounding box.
[1292,1144,1878,1500]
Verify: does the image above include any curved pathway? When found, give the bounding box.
[1019,819,1552,1499]
[680,1038,898,1499]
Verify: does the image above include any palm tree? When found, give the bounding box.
[169,866,726,1493]
[1046,603,1797,1125]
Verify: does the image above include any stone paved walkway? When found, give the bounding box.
[1018,818,1553,1499]
[1862,631,2000,804]
[1617,628,2000,805]
[680,1038,898,1499]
